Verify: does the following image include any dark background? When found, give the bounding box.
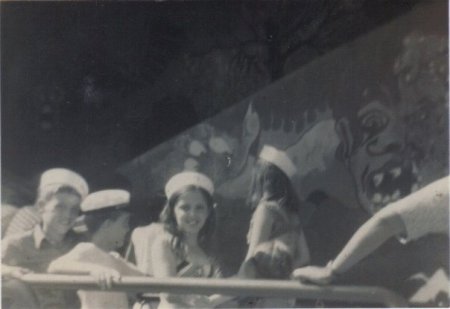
[2,0,419,204]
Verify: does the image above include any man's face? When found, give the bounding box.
[105,212,131,249]
[40,192,81,239]
[345,99,419,214]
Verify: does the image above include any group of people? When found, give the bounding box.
[2,144,449,308]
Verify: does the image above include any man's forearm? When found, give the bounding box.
[331,213,405,274]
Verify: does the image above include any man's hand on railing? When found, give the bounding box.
[2,265,33,280]
[89,266,121,290]
[292,265,334,285]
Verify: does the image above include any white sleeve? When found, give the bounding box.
[383,177,449,243]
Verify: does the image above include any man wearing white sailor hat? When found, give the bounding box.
[39,168,89,200]
[80,190,131,246]
[2,168,89,309]
[81,189,130,213]
[5,168,89,238]
[48,189,143,309]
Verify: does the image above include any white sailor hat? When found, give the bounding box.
[259,145,297,178]
[165,171,214,199]
[81,189,130,212]
[40,168,89,199]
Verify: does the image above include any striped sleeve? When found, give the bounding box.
[4,206,41,238]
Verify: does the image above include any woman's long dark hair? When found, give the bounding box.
[247,159,300,214]
[159,186,216,260]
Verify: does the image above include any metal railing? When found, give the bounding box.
[21,274,408,307]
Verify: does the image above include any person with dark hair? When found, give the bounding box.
[2,168,89,309]
[145,171,222,308]
[240,145,310,279]
[48,189,143,309]
[235,145,310,307]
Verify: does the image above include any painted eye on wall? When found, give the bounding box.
[360,110,388,134]
[225,153,233,168]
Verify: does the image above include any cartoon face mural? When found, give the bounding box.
[336,90,419,214]
[119,10,448,221]
[336,33,449,215]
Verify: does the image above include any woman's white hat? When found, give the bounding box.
[259,145,297,178]
[40,168,89,199]
[165,171,214,199]
[81,189,130,212]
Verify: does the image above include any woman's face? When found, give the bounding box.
[174,189,209,236]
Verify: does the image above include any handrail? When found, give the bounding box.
[21,274,408,307]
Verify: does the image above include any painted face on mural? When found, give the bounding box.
[336,33,448,215]
[340,93,419,214]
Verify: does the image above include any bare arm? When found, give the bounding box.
[292,210,405,284]
[48,243,144,289]
[48,259,102,275]
[108,252,143,276]
[151,236,197,306]
[2,264,33,279]
[292,230,310,268]
[245,205,274,261]
[150,236,177,278]
[48,258,122,290]
[331,211,405,274]
[1,239,33,279]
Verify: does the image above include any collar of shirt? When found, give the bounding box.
[33,224,47,249]
[33,224,79,250]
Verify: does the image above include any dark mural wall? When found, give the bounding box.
[2,0,420,200]
[119,1,449,298]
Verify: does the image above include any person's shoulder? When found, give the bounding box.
[255,201,284,220]
[3,228,34,246]
[72,242,97,251]
[66,242,108,261]
[152,228,172,245]
[150,228,175,256]
[9,205,39,221]
[132,222,165,240]
[259,200,282,211]
[2,229,34,257]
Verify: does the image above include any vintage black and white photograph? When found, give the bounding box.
[2,0,449,308]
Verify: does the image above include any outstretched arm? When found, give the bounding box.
[48,243,144,289]
[293,230,310,268]
[331,210,405,273]
[292,209,405,284]
[48,258,122,290]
